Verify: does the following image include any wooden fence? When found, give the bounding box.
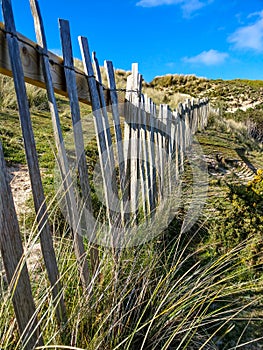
[0,0,209,347]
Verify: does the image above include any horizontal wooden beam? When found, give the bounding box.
[0,22,113,105]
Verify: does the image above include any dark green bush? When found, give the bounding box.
[208,169,263,269]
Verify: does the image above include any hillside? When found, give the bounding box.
[146,74,263,112]
[142,73,263,143]
[0,70,263,349]
[100,69,263,143]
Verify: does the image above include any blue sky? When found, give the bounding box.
[1,0,263,82]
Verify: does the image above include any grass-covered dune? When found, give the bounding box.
[0,71,263,349]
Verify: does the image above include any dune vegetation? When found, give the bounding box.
[0,70,263,349]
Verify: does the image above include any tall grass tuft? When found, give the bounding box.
[1,191,262,349]
[1,70,263,349]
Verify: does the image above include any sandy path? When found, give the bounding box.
[0,165,42,279]
[7,164,32,217]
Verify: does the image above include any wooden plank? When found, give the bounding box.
[144,97,154,203]
[192,99,198,134]
[59,19,92,287]
[0,20,211,121]
[142,94,154,211]
[177,103,185,172]
[140,93,152,216]
[91,52,120,219]
[190,98,195,133]
[163,104,172,194]
[0,21,115,106]
[142,92,154,214]
[163,104,172,161]
[170,110,176,157]
[92,52,103,83]
[200,98,209,130]
[2,0,66,327]
[0,141,43,350]
[79,36,121,230]
[124,74,133,172]
[205,98,209,127]
[172,111,179,179]
[128,64,140,219]
[136,73,149,218]
[104,60,130,221]
[30,0,98,277]
[151,101,158,209]
[104,60,125,192]
[158,104,165,196]
[185,100,190,148]
[196,98,201,131]
[145,97,157,208]
[123,74,133,218]
[29,0,68,325]
[127,69,149,219]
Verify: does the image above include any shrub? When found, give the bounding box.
[208,169,263,270]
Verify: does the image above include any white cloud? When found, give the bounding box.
[136,0,212,17]
[136,0,177,6]
[228,11,263,51]
[183,49,229,65]
[181,0,206,16]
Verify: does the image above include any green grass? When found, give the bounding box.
[1,72,263,349]
[1,206,263,349]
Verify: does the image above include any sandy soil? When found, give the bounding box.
[0,165,42,278]
[7,164,32,217]
[227,100,263,113]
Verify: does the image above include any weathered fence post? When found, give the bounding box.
[163,104,173,194]
[177,103,185,172]
[151,101,158,208]
[104,60,130,222]
[30,0,98,280]
[171,111,180,180]
[157,104,166,195]
[59,19,95,286]
[184,99,191,148]
[2,0,66,326]
[78,37,122,240]
[92,52,120,210]
[0,141,43,349]
[128,63,141,221]
[139,93,152,216]
[145,97,158,207]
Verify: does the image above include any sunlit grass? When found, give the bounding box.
[1,71,263,349]
[1,200,262,349]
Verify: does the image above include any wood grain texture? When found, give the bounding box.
[127,64,140,218]
[146,97,157,209]
[1,0,210,242]
[140,93,151,216]
[29,0,68,325]
[172,111,180,179]
[0,21,113,105]
[79,36,120,227]
[136,74,149,218]
[91,52,120,219]
[104,60,131,223]
[157,104,165,197]
[177,103,185,172]
[59,19,91,287]
[2,0,65,330]
[163,104,172,194]
[104,60,126,192]
[0,141,43,349]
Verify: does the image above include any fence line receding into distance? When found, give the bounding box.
[0,0,209,347]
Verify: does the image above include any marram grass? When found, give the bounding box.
[1,192,262,349]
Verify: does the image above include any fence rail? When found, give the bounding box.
[0,0,209,347]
